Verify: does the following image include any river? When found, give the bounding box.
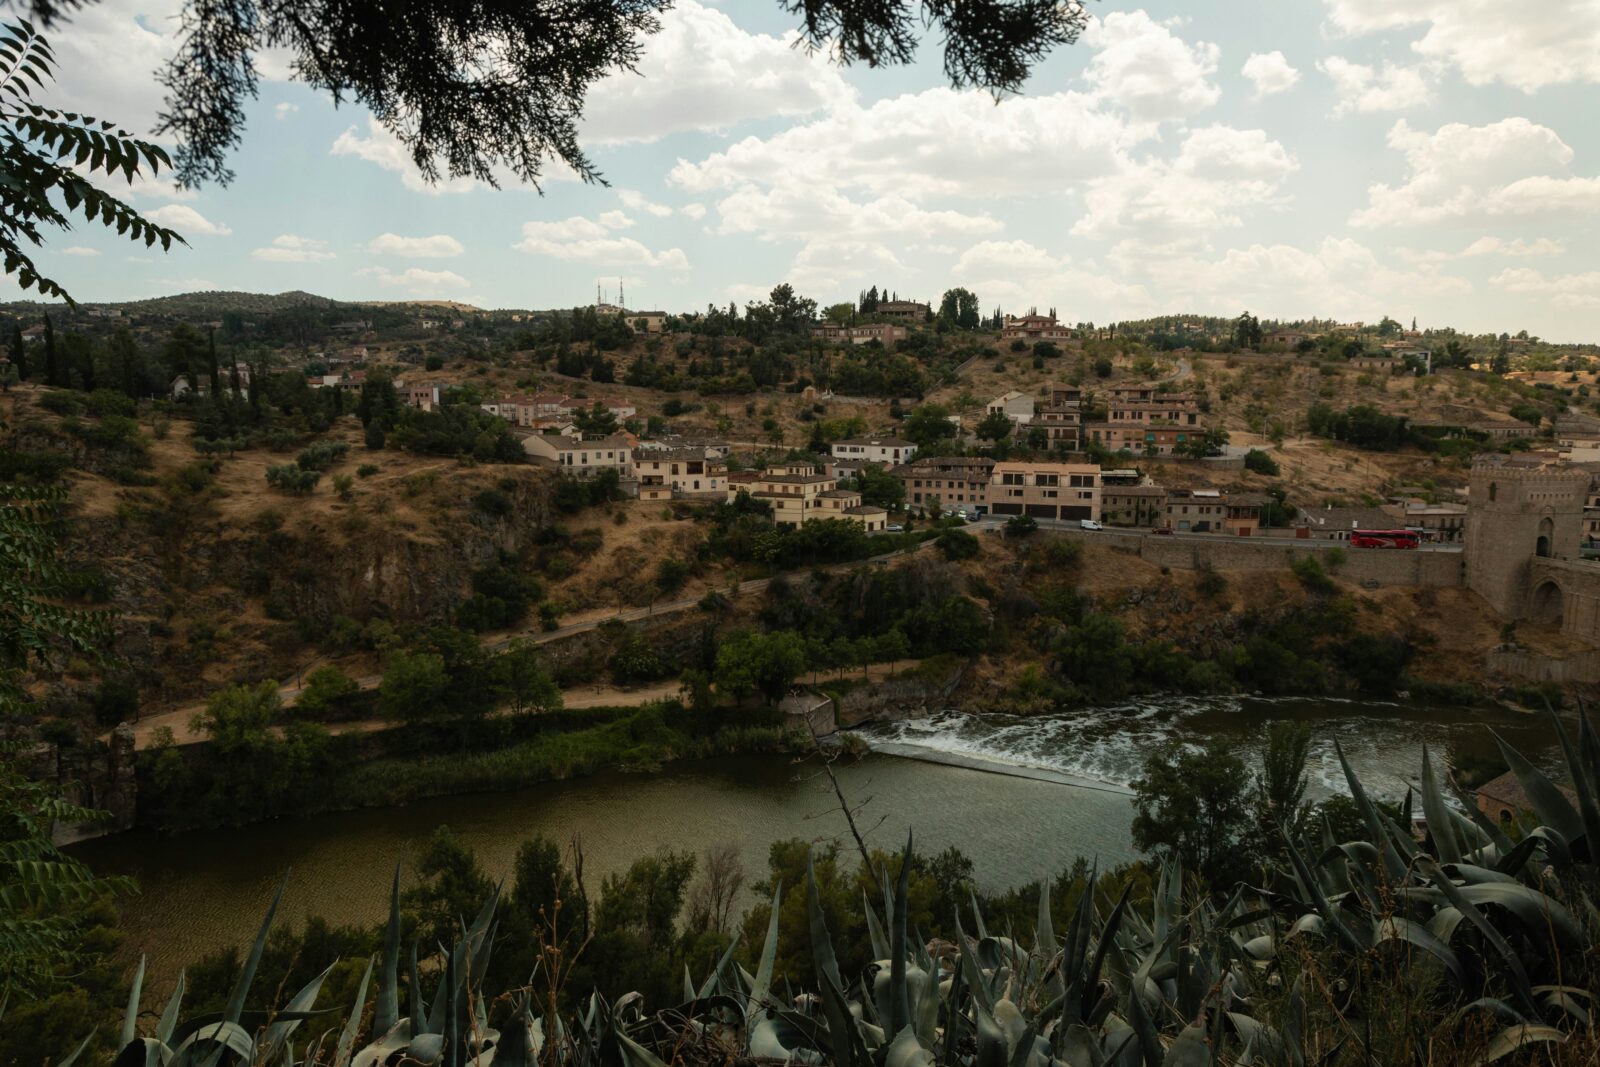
[73,694,1567,979]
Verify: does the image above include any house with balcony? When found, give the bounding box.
[634,447,727,501]
[986,390,1035,425]
[894,456,995,513]
[1001,310,1074,343]
[522,433,636,487]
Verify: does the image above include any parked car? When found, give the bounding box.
[1080,519,1102,531]
[1153,526,1175,536]
[886,523,904,533]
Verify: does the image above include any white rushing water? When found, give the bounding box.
[852,695,1561,803]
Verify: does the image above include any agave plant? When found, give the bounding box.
[101,705,1600,1066]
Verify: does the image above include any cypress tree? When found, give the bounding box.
[8,320,25,380]
[206,327,221,396]
[42,313,58,387]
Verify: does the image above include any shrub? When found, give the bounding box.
[936,528,980,561]
[293,666,362,720]
[472,487,514,517]
[1243,448,1280,476]
[1291,555,1335,594]
[357,463,379,478]
[332,473,355,500]
[1008,339,1027,353]
[295,439,350,471]
[266,465,321,494]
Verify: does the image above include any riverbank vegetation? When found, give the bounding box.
[11,708,1600,1065]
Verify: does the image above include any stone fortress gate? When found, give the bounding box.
[1465,455,1600,639]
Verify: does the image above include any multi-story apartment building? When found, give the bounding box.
[831,437,918,465]
[1026,405,1082,448]
[634,447,727,501]
[1103,395,1201,427]
[522,433,636,483]
[1404,501,1468,543]
[743,463,886,531]
[1101,485,1166,527]
[986,461,1100,522]
[1085,423,1199,457]
[895,457,995,512]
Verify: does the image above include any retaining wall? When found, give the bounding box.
[1486,648,1600,684]
[1073,528,1463,588]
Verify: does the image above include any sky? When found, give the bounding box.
[20,0,1600,341]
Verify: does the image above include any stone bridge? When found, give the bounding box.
[1527,557,1600,641]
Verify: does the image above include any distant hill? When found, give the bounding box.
[0,290,347,318]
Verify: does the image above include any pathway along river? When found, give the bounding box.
[74,694,1569,979]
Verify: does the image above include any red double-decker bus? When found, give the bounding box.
[1350,529,1420,549]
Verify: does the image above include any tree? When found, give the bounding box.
[901,403,958,447]
[769,283,817,334]
[714,629,806,703]
[0,477,127,994]
[1232,311,1262,350]
[0,21,184,301]
[1131,738,1253,888]
[378,650,452,727]
[856,466,905,509]
[81,0,1085,195]
[1243,448,1279,476]
[1253,721,1311,851]
[574,400,620,438]
[292,665,359,718]
[976,410,1013,441]
[494,643,560,717]
[7,319,24,381]
[937,287,980,331]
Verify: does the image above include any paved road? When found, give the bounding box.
[979,514,1463,552]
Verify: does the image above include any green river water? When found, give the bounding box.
[72,694,1567,980]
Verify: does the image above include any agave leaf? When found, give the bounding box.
[808,851,872,1067]
[225,873,288,1026]
[56,1029,96,1067]
[1417,858,1542,1021]
[333,956,375,1067]
[1477,1023,1566,1064]
[1374,916,1464,985]
[121,954,145,1048]
[955,910,995,1015]
[889,831,914,1037]
[747,881,782,1024]
[260,961,336,1063]
[974,1002,1008,1067]
[408,938,423,1034]
[1037,878,1057,957]
[1546,702,1600,855]
[915,955,941,1047]
[616,1029,670,1067]
[1125,975,1164,1067]
[696,935,740,1001]
[886,1025,936,1067]
[157,969,186,1046]
[864,891,890,962]
[1282,829,1367,953]
[1334,740,1408,883]
[171,1020,256,1062]
[1421,743,1463,864]
[1160,1023,1211,1067]
[375,864,402,1037]
[1492,730,1584,843]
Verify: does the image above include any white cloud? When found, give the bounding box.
[332,119,483,194]
[787,240,905,294]
[1126,236,1471,318]
[1462,236,1566,257]
[948,238,1153,312]
[275,102,298,120]
[709,186,1000,243]
[60,246,100,257]
[1352,118,1600,228]
[366,233,465,258]
[670,86,1136,202]
[681,203,707,221]
[1322,0,1600,92]
[146,204,232,236]
[1074,126,1298,239]
[253,234,335,263]
[582,0,853,143]
[1491,267,1600,307]
[513,216,690,271]
[617,189,674,218]
[1318,57,1432,115]
[597,210,635,230]
[356,266,471,293]
[1241,52,1300,98]
[1082,11,1220,123]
